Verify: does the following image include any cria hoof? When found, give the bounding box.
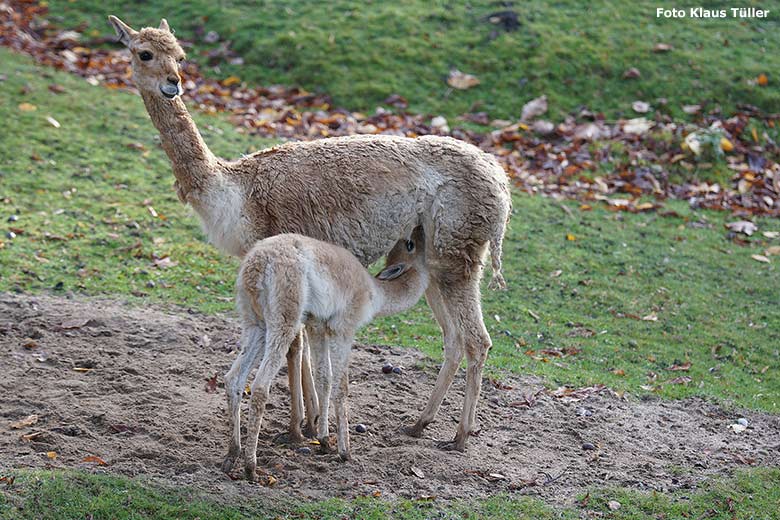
[318,437,335,454]
[303,423,318,439]
[221,455,237,474]
[273,431,305,446]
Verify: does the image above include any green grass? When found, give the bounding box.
[50,0,780,121]
[1,47,779,414]
[2,468,779,519]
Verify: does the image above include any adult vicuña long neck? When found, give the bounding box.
[373,269,429,318]
[141,92,219,201]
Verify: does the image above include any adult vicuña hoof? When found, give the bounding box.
[402,423,425,438]
[435,439,466,452]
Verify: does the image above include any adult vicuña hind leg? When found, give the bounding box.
[406,251,491,451]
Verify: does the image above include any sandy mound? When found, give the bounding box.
[1,293,778,504]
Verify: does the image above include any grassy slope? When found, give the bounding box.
[50,0,780,121]
[1,48,779,414]
[1,48,780,518]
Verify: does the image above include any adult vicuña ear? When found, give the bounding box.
[159,18,171,32]
[108,15,137,47]
[377,264,406,281]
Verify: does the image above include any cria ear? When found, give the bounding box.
[377,264,406,281]
[108,15,137,47]
[159,18,171,32]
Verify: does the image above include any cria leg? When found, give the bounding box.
[243,330,296,481]
[221,323,265,474]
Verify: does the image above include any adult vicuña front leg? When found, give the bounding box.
[329,342,352,461]
[405,276,463,438]
[299,329,320,438]
[308,328,334,452]
[222,323,265,474]
[440,280,491,451]
[284,332,306,444]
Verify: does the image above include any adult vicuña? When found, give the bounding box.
[225,228,428,478]
[108,16,512,452]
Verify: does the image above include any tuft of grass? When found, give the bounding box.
[2,48,779,414]
[50,0,780,121]
[580,467,780,519]
[2,468,780,519]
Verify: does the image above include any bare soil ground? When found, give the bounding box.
[1,293,778,505]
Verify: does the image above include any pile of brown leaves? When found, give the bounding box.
[2,0,779,216]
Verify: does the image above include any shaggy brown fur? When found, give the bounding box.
[109,16,512,452]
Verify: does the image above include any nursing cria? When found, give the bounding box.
[224,229,429,479]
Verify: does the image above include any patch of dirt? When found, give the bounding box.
[1,293,778,505]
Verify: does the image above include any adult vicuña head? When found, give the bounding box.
[108,16,185,99]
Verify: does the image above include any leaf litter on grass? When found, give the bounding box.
[2,1,780,216]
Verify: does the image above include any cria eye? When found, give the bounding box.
[406,240,414,252]
[139,51,153,61]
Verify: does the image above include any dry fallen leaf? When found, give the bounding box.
[642,313,658,322]
[153,256,178,269]
[668,361,691,371]
[520,95,548,122]
[222,76,241,87]
[623,118,651,135]
[60,318,91,329]
[608,500,622,511]
[720,137,734,152]
[18,102,37,112]
[205,373,218,393]
[632,101,650,113]
[757,73,768,86]
[566,233,576,241]
[726,221,757,236]
[684,132,702,155]
[682,104,701,114]
[765,246,780,256]
[623,67,640,79]
[752,254,771,263]
[10,414,38,429]
[447,69,480,90]
[82,455,107,465]
[46,451,57,460]
[653,43,673,52]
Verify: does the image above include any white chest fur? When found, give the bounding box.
[193,179,247,257]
